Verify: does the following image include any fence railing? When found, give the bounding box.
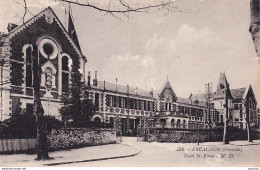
[0,138,36,153]
[148,123,205,130]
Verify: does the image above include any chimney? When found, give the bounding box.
[7,23,18,32]
[116,78,118,92]
[127,85,129,93]
[104,81,106,90]
[93,71,97,86]
[150,88,153,97]
[87,71,91,87]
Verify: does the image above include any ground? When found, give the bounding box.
[1,137,260,167]
[57,137,260,167]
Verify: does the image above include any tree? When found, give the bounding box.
[60,97,97,128]
[250,0,260,63]
[32,44,53,160]
[4,0,179,161]
[60,67,96,128]
[244,99,253,142]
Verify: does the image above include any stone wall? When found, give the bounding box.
[146,129,221,143]
[47,128,116,151]
[146,128,260,143]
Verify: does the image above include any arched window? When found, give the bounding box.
[183,120,186,128]
[93,117,102,127]
[94,117,101,123]
[171,119,175,128]
[26,47,32,87]
[62,57,69,71]
[177,119,181,128]
[249,98,253,108]
[62,56,70,92]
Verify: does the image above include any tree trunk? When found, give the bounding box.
[247,121,253,142]
[246,109,253,142]
[223,90,229,144]
[32,45,50,160]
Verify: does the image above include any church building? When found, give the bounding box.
[0,7,86,120]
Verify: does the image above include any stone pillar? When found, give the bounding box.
[166,118,172,128]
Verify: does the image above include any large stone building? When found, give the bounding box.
[0,7,258,135]
[190,72,258,130]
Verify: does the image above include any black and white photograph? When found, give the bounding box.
[0,0,260,168]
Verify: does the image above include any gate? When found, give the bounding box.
[115,115,122,142]
[137,116,150,141]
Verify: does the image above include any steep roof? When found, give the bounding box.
[214,72,233,99]
[231,88,246,99]
[68,12,82,52]
[158,78,178,101]
[190,87,247,104]
[90,80,154,99]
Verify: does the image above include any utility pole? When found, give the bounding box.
[0,58,3,121]
[191,99,199,145]
[243,99,253,142]
[126,85,130,135]
[205,83,212,130]
[196,109,199,145]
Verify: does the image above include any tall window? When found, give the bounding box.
[120,97,124,108]
[165,103,168,111]
[95,93,99,107]
[62,56,69,92]
[26,47,32,87]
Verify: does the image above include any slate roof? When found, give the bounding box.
[190,87,247,103]
[231,88,246,99]
[189,93,209,102]
[90,80,154,99]
[177,97,207,107]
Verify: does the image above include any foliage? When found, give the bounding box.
[60,98,97,128]
[0,110,63,139]
[59,58,97,128]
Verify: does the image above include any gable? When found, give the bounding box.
[5,7,83,60]
[159,81,177,102]
[244,85,257,104]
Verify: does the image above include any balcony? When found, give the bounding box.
[155,111,189,118]
[148,123,189,129]
[148,122,205,130]
[108,107,151,117]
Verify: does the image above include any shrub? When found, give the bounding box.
[0,110,63,139]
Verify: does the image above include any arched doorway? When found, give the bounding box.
[171,119,175,128]
[177,119,181,128]
[93,117,102,127]
[183,120,186,129]
[160,119,166,128]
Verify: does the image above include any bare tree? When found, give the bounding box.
[8,0,179,161]
[250,0,260,63]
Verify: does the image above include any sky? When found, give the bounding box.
[0,0,260,102]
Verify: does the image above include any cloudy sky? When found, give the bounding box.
[0,0,259,102]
